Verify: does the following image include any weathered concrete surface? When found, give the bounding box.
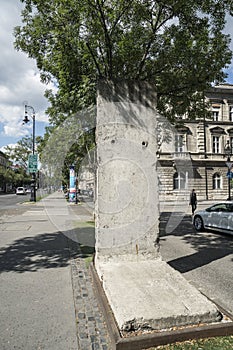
[97,259,221,331]
[95,80,221,334]
[95,80,159,264]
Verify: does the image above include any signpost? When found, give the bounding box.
[28,154,37,202]
[28,154,38,173]
[225,161,233,170]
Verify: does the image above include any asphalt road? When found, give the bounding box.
[0,193,30,216]
[159,210,233,317]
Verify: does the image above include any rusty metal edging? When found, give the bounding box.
[90,262,121,350]
[89,262,233,350]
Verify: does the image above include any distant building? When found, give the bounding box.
[158,84,233,201]
[0,150,8,168]
[78,165,95,191]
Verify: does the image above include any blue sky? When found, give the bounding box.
[0,2,233,150]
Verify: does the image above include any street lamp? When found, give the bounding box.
[23,104,36,202]
[224,140,232,200]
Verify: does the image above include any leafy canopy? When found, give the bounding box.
[5,136,34,169]
[15,0,233,122]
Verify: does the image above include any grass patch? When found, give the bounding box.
[74,220,95,228]
[36,194,48,201]
[84,255,94,268]
[149,336,233,349]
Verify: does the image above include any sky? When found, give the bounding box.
[0,0,56,150]
[1,1,233,151]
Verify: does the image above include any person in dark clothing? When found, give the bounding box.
[190,189,197,215]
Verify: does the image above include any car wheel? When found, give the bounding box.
[193,215,204,232]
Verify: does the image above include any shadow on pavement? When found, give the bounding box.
[160,211,233,273]
[0,226,95,274]
[159,211,194,237]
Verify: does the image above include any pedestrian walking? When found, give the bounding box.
[190,189,197,215]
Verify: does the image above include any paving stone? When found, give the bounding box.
[67,203,111,349]
[101,344,108,350]
[70,256,111,349]
[88,316,95,322]
[77,313,86,320]
[92,342,101,350]
[79,339,92,350]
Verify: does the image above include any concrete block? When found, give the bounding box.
[97,259,221,332]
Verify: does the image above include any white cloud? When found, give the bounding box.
[0,0,56,146]
[0,144,16,153]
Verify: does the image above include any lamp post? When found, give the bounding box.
[23,104,36,202]
[224,140,232,200]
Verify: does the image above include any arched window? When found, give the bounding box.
[173,172,186,190]
[213,173,222,190]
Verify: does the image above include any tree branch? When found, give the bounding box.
[86,41,103,77]
[136,6,174,78]
[95,0,113,78]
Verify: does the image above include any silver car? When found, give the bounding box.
[193,201,233,235]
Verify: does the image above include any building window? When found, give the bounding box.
[212,106,220,121]
[175,134,185,152]
[213,173,222,189]
[230,106,233,121]
[173,172,186,190]
[212,136,220,153]
[230,137,233,154]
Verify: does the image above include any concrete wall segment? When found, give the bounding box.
[95,80,159,263]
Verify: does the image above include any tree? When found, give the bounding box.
[39,109,96,186]
[0,167,14,192]
[4,136,38,188]
[5,136,33,169]
[14,0,233,123]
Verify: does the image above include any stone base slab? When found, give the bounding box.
[95,259,221,332]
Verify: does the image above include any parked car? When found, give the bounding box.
[26,188,31,194]
[193,201,233,235]
[16,187,27,195]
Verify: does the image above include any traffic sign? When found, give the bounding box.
[225,161,233,169]
[28,154,38,173]
[226,171,233,178]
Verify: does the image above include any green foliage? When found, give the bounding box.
[0,167,14,191]
[39,107,96,185]
[0,164,30,190]
[15,0,233,123]
[13,1,233,181]
[4,136,35,188]
[5,136,33,169]
[151,335,233,349]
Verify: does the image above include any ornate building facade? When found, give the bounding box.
[158,84,233,201]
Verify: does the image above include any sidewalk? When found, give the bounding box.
[0,191,110,350]
[1,192,228,350]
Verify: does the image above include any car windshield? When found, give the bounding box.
[207,203,233,212]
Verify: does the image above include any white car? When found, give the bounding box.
[193,201,233,235]
[16,187,27,195]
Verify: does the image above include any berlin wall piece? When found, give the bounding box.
[95,80,221,332]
